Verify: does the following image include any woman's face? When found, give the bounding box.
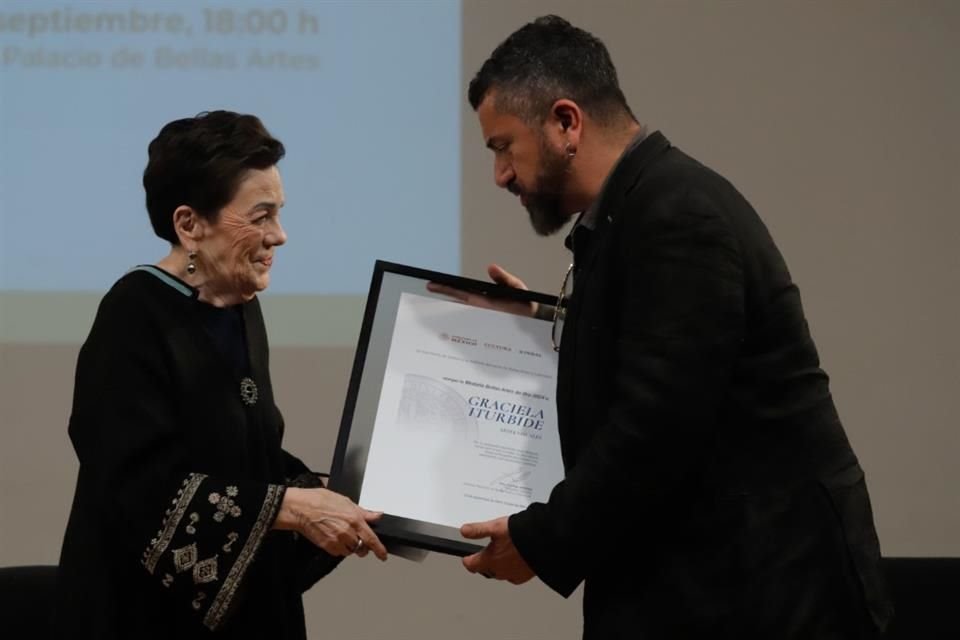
[197,166,287,302]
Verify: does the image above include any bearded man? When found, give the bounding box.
[451,15,892,640]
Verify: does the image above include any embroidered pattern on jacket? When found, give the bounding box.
[193,555,219,584]
[186,512,200,535]
[203,484,283,630]
[222,532,239,554]
[142,473,206,574]
[172,542,198,573]
[209,486,242,522]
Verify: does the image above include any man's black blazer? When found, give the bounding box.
[509,132,893,638]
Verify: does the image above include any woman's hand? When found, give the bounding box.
[427,264,538,318]
[274,487,388,560]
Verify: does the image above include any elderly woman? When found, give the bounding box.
[54,111,386,638]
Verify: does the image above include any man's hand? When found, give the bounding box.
[427,264,538,318]
[460,516,535,585]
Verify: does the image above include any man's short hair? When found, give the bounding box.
[468,15,635,126]
[143,110,285,244]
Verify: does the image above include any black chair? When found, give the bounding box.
[0,565,56,637]
[882,557,960,638]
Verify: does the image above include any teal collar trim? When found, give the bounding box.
[128,265,196,298]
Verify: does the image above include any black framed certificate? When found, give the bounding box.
[329,261,564,556]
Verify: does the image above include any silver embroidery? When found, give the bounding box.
[193,555,219,584]
[240,377,258,406]
[142,473,206,574]
[186,512,200,535]
[172,543,198,573]
[192,591,207,611]
[162,573,174,588]
[209,489,242,522]
[222,532,239,554]
[203,484,284,630]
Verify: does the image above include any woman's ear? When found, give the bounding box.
[171,206,204,246]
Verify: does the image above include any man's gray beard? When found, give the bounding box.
[526,196,569,236]
[525,142,574,237]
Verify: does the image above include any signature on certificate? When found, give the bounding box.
[490,467,533,487]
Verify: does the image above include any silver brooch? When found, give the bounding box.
[240,377,258,406]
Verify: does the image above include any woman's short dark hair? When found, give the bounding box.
[468,15,634,126]
[143,110,285,244]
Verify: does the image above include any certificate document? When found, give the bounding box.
[359,292,563,529]
[330,261,564,555]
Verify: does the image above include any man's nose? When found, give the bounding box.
[494,159,514,190]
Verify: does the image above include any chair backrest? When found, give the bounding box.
[0,565,57,636]
[882,557,960,639]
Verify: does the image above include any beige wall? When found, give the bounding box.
[2,1,957,637]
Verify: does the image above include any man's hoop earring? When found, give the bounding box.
[565,143,577,159]
[186,251,198,275]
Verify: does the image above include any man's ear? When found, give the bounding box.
[551,100,581,132]
[549,99,583,149]
[171,206,205,245]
